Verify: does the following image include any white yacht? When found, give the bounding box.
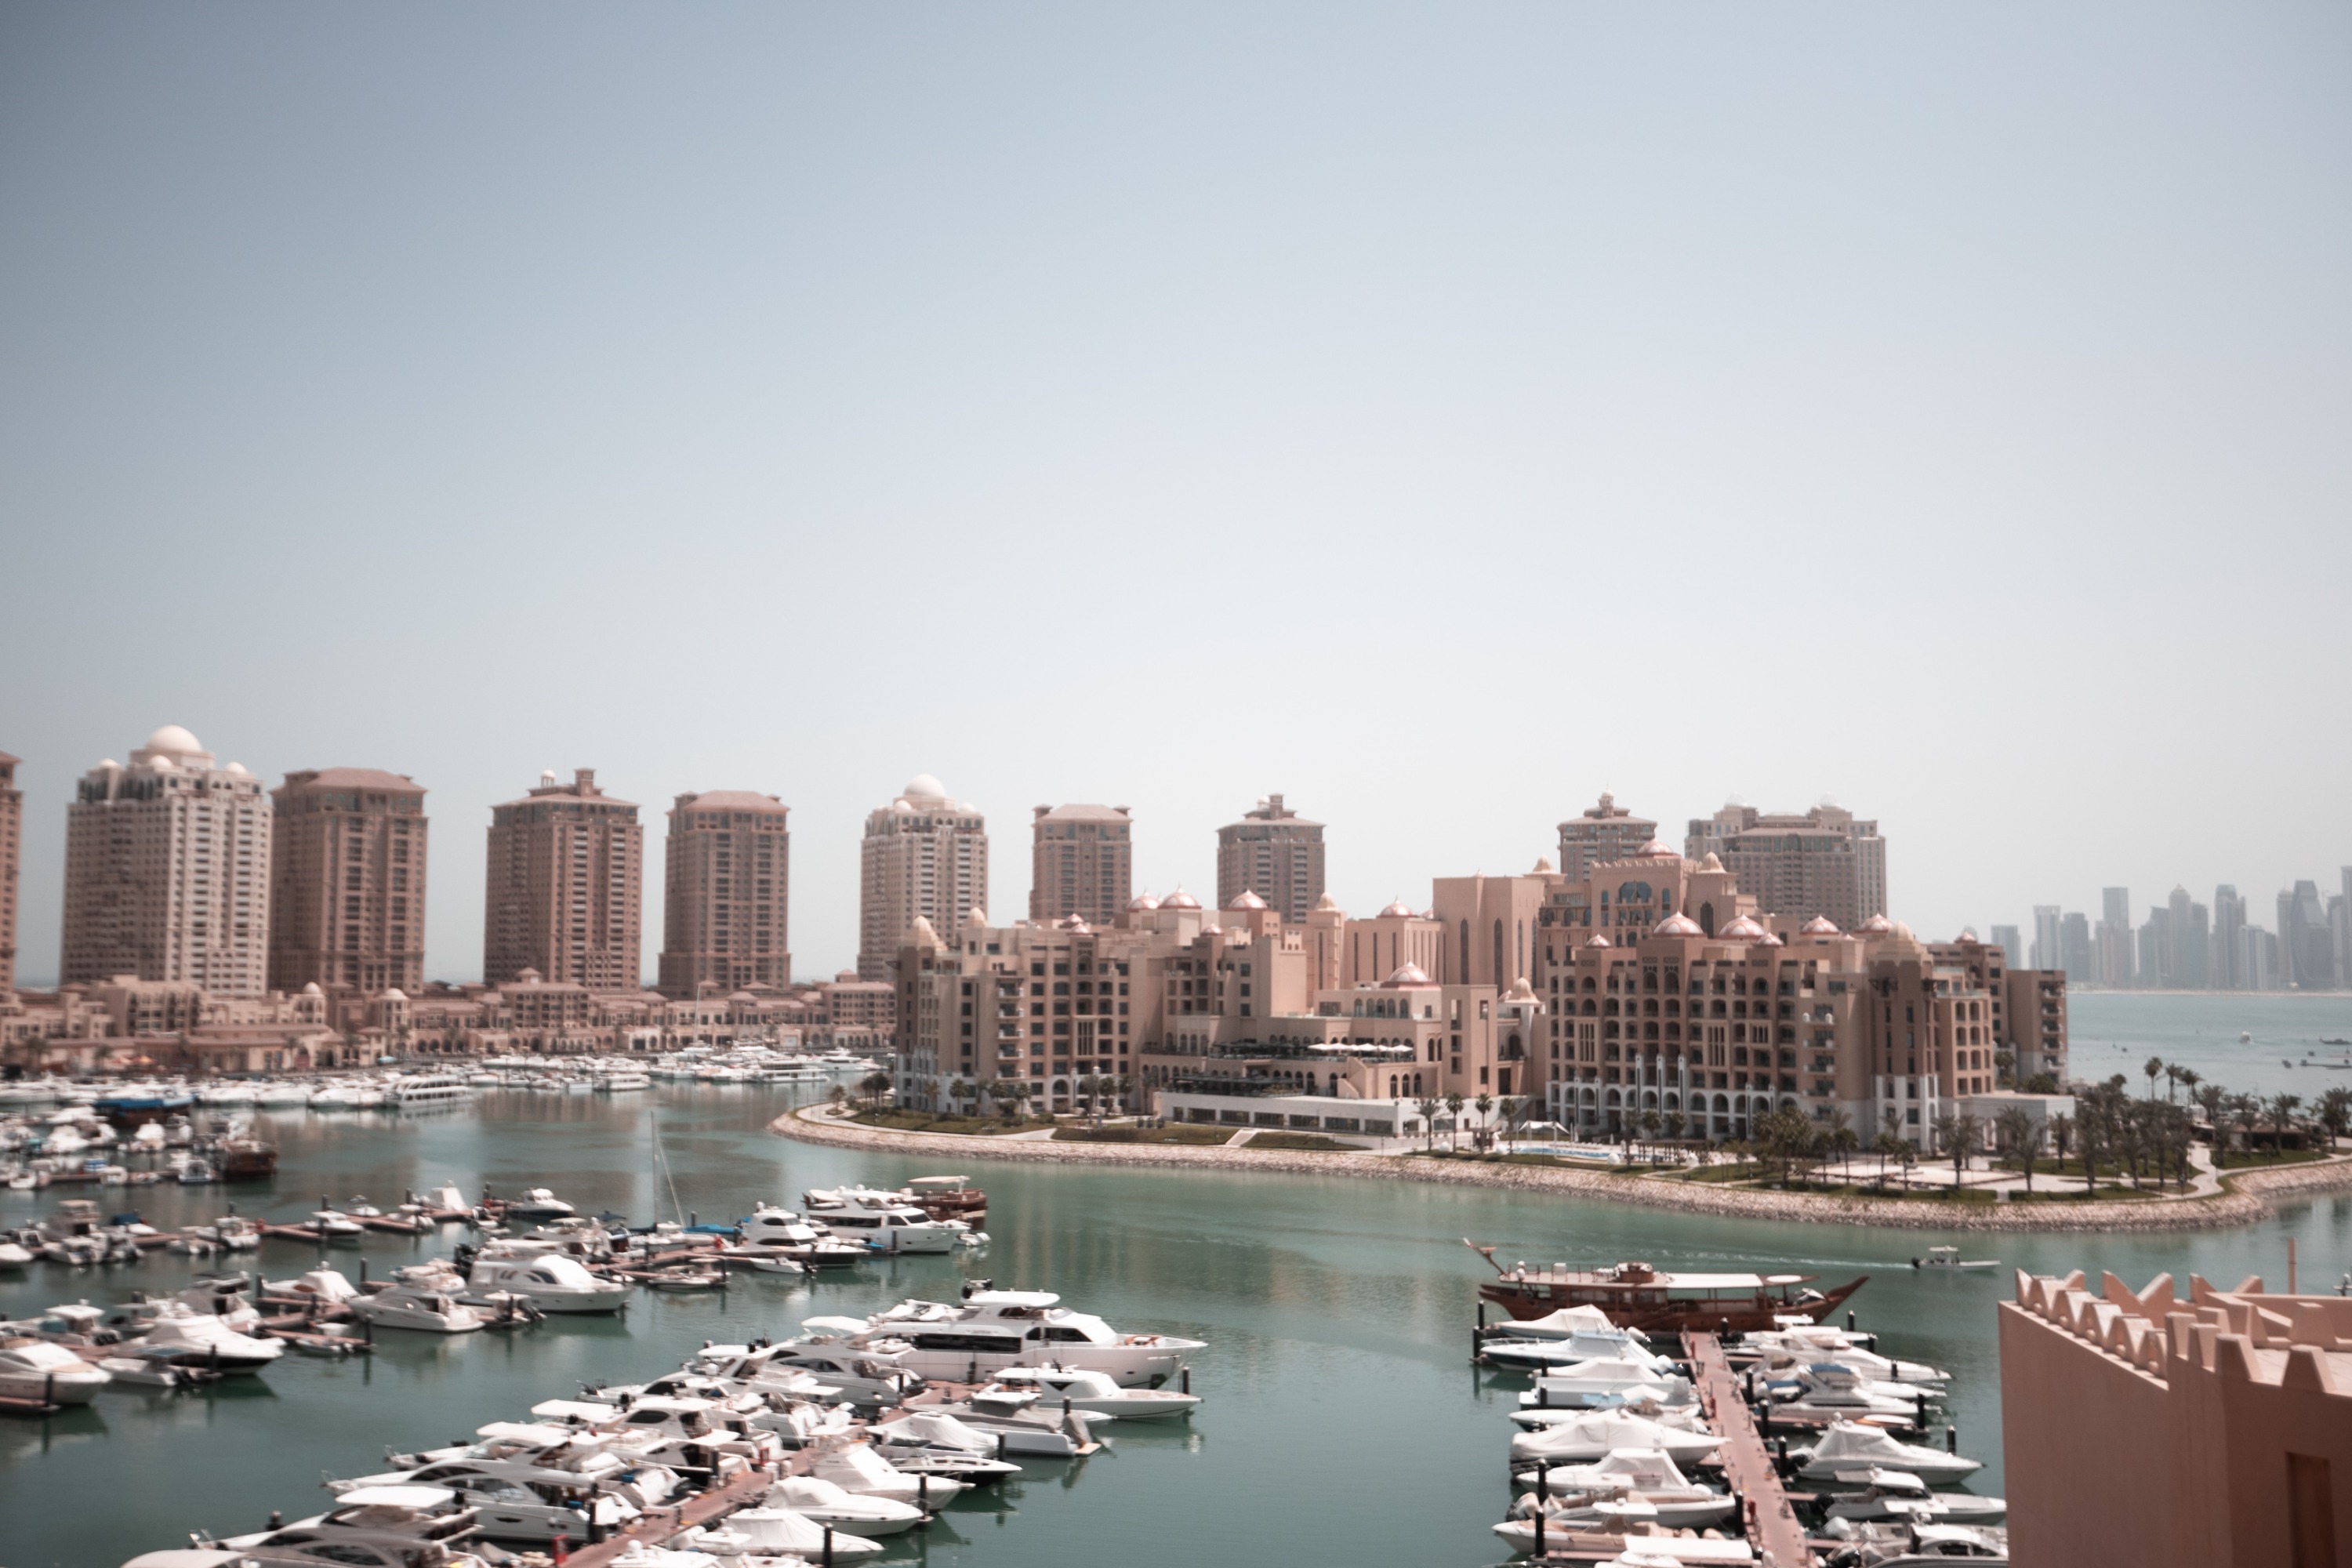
[388,1075,475,1109]
[766,1475,926,1537]
[983,1365,1199,1420]
[468,1252,631,1313]
[309,1207,367,1240]
[137,1307,285,1371]
[1824,1469,2007,1525]
[691,1339,920,1407]
[691,1508,884,1562]
[349,1281,489,1334]
[799,1188,957,1253]
[735,1206,869,1266]
[1512,1356,1693,1416]
[848,1289,1207,1388]
[807,1443,970,1504]
[0,1336,111,1403]
[502,1188,575,1221]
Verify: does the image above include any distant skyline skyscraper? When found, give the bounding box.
[268,767,428,996]
[1029,804,1134,926]
[2096,886,2135,987]
[2279,880,2335,990]
[482,768,643,990]
[1989,923,2023,969]
[2031,905,2062,973]
[0,749,17,996]
[2212,884,2247,991]
[858,775,986,981]
[659,789,790,998]
[1216,793,1325,924]
[60,725,272,996]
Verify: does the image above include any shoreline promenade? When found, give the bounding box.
[770,1102,2352,1234]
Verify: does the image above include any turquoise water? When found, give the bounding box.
[4,993,2349,1568]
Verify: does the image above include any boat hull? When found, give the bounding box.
[1478,1275,1867,1333]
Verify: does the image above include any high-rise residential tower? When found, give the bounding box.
[2095,887,2135,988]
[60,725,273,995]
[2211,885,2247,991]
[1989,924,2024,969]
[1215,793,1325,923]
[1689,802,1887,931]
[0,750,18,995]
[659,789,791,998]
[1030,804,1134,926]
[2031,906,2063,972]
[2167,886,2210,990]
[483,768,643,990]
[1559,793,1657,880]
[2279,880,2336,990]
[858,775,986,981]
[268,768,428,995]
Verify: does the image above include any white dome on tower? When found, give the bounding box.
[902,774,947,800]
[1160,888,1200,910]
[145,724,201,755]
[1127,892,1161,913]
[1227,890,1268,911]
[1718,915,1766,941]
[1653,913,1704,937]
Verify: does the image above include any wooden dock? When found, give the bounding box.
[557,1457,806,1568]
[1684,1330,1813,1568]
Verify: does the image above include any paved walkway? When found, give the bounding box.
[779,1105,2352,1233]
[1686,1332,1812,1567]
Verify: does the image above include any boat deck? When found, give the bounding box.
[1684,1330,1813,1567]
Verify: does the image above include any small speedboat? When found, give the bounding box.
[349,1281,488,1334]
[644,1265,724,1292]
[1911,1247,1997,1272]
[985,1365,1200,1420]
[1825,1468,2007,1525]
[1797,1422,1984,1486]
[1509,1410,1724,1466]
[503,1188,575,1221]
[691,1508,884,1561]
[808,1442,971,1505]
[309,1209,366,1241]
[0,1336,112,1403]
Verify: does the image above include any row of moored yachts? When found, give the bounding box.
[97,1283,1204,1568]
[1477,1307,2010,1567]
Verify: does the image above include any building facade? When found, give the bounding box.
[267,768,428,996]
[0,750,17,996]
[858,775,986,981]
[658,789,791,997]
[1558,793,1657,880]
[60,726,273,996]
[1029,804,1133,926]
[2280,880,2337,990]
[483,768,643,991]
[1690,803,1888,932]
[1215,794,1325,923]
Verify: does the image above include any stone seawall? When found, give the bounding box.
[769,1105,2352,1234]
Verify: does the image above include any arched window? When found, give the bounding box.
[1458,920,1470,981]
[1699,902,1715,936]
[1493,920,1505,988]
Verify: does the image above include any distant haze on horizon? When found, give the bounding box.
[2,3,2347,985]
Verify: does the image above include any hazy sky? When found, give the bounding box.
[3,2,2347,985]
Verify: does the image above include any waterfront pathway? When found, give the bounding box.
[772,1102,2352,1232]
[1686,1331,1812,1568]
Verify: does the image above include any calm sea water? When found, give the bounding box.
[5,993,2350,1568]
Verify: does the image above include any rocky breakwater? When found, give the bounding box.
[771,1104,2352,1234]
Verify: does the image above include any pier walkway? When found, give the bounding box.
[1684,1331,1811,1568]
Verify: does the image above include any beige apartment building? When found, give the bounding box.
[1686,801,1888,934]
[658,789,791,997]
[483,768,643,991]
[268,768,428,996]
[1557,792,1659,880]
[60,726,273,996]
[1029,803,1132,925]
[858,775,986,980]
[1215,794,1326,922]
[0,750,18,996]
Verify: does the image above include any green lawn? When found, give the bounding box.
[1051,1123,1235,1145]
[848,1108,1056,1136]
[1244,1131,1370,1152]
[1407,1148,1620,1171]
[2212,1147,2331,1170]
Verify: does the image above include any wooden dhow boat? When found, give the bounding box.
[1466,1241,1865,1332]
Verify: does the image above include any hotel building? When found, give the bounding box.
[1557,793,1657,880]
[1029,803,1133,925]
[658,789,792,997]
[483,768,643,991]
[1216,794,1326,923]
[858,775,986,981]
[60,726,273,996]
[267,768,428,995]
[1685,801,1887,934]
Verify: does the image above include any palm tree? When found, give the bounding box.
[1938,1112,1982,1191]
[1871,1131,1906,1189]
[1995,1107,2045,1195]
[1414,1096,1441,1151]
[1820,1109,1857,1185]
[2228,1093,2261,1159]
[949,1078,975,1116]
[2162,1064,2181,1102]
[2193,1082,2228,1143]
[2143,1056,2163,1102]
[1444,1092,1466,1151]
[1638,1108,1663,1163]
[2318,1087,2352,1149]
[2048,1112,2073,1178]
[1931,1112,1958,1186]
[2267,1093,2303,1160]
[1474,1093,1496,1152]
[1663,1109,1686,1145]
[1112,1073,1134,1119]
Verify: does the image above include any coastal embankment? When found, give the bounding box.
[770,1102,2352,1233]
